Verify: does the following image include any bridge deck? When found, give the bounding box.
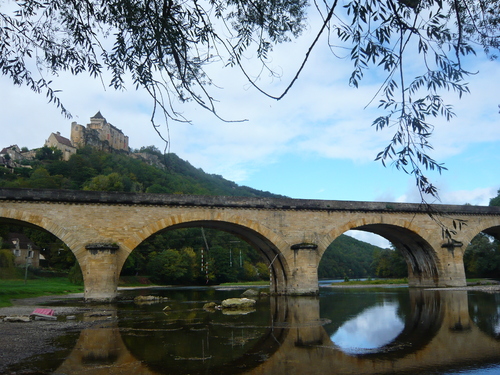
[1,188,500,215]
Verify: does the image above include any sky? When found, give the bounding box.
[1,3,499,247]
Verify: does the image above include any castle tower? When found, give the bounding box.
[70,122,86,148]
[69,112,129,153]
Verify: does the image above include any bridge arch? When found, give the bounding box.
[321,218,440,287]
[461,216,500,245]
[0,207,68,244]
[120,214,292,294]
[0,207,85,269]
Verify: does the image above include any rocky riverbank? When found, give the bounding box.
[0,293,114,374]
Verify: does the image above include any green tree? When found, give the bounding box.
[318,234,382,279]
[146,183,170,194]
[256,262,270,280]
[83,172,125,191]
[2,1,499,198]
[210,245,239,283]
[28,168,63,189]
[464,233,500,278]
[35,146,63,161]
[490,190,500,207]
[240,261,259,281]
[372,248,408,278]
[0,249,16,279]
[147,249,189,284]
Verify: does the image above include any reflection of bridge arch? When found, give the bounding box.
[322,219,440,287]
[122,217,290,294]
[248,291,500,375]
[343,289,445,359]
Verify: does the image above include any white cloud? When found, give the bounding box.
[331,302,404,353]
[346,230,392,249]
[439,187,499,206]
[394,183,499,206]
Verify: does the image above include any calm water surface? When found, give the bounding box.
[5,285,500,374]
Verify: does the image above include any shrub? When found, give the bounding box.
[68,262,83,285]
[0,249,15,268]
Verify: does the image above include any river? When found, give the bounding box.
[4,284,500,374]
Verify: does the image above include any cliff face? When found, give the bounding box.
[130,152,166,170]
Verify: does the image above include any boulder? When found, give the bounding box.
[4,315,31,323]
[221,298,256,310]
[203,302,218,311]
[134,295,168,305]
[241,289,259,298]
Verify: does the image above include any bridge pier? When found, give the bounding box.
[286,244,320,295]
[83,243,119,302]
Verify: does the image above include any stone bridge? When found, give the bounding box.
[1,188,499,301]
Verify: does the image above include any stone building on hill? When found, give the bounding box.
[45,132,77,161]
[0,145,34,169]
[71,111,129,153]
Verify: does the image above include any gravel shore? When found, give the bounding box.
[0,293,111,374]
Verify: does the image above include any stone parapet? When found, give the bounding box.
[1,188,500,215]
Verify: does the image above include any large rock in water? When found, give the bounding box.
[241,289,259,298]
[134,295,168,305]
[221,298,256,310]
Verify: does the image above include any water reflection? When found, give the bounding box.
[469,292,500,340]
[6,288,500,374]
[330,301,404,353]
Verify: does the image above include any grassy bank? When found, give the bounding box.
[219,280,269,287]
[0,278,84,308]
[334,278,408,286]
[333,278,499,286]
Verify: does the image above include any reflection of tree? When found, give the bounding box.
[118,295,282,374]
[468,292,500,340]
[371,247,408,278]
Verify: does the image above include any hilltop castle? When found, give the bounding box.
[71,111,129,152]
[43,111,130,161]
[2,112,131,165]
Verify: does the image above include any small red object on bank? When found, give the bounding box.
[31,308,56,320]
